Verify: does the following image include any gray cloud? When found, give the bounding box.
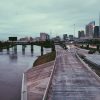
[0,0,100,39]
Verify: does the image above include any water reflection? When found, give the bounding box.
[7,48,10,54]
[31,51,33,56]
[9,53,18,61]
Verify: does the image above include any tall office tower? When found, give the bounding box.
[93,26,99,38]
[85,21,95,39]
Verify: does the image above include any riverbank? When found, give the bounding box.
[0,45,41,100]
[21,51,56,100]
[33,51,56,67]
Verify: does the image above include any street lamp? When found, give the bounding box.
[74,24,75,39]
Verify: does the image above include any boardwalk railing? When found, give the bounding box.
[42,51,57,100]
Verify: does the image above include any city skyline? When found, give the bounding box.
[0,0,100,40]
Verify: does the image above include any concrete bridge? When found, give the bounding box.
[0,41,52,55]
[7,41,36,45]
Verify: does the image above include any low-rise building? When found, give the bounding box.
[35,37,41,42]
[52,36,61,42]
[63,34,68,41]
[69,35,74,41]
[78,30,85,39]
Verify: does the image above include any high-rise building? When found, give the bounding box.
[86,21,95,39]
[93,26,99,38]
[78,30,85,39]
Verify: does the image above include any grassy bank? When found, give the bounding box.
[33,51,56,67]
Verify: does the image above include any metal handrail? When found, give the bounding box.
[21,74,27,100]
[42,49,57,100]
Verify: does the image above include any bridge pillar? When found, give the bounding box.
[52,44,55,52]
[0,48,3,52]
[41,46,43,56]
[14,45,17,54]
[31,45,34,55]
[7,47,10,54]
[22,45,25,55]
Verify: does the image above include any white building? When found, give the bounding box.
[86,21,95,39]
[40,33,50,41]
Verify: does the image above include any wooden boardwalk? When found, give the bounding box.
[46,45,100,100]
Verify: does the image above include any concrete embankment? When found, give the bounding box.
[21,61,55,100]
[21,52,56,100]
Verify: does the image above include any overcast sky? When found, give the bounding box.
[0,0,100,39]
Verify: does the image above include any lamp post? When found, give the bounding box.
[74,24,75,40]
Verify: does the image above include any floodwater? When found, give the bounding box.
[0,45,51,100]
